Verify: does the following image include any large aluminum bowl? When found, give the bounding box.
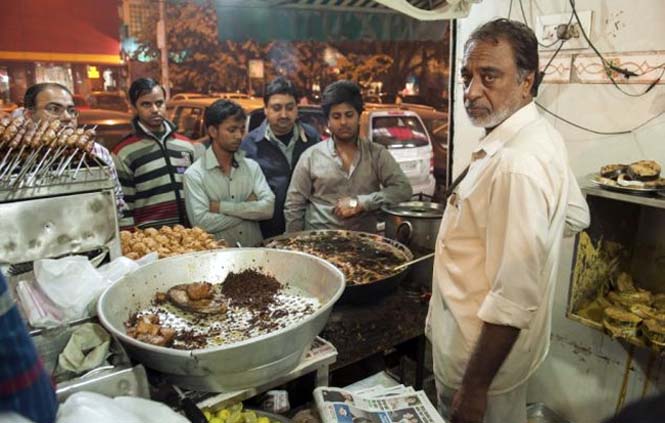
[97,248,345,392]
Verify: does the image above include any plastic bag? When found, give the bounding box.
[56,392,189,423]
[16,279,64,328]
[34,256,108,321]
[97,256,139,284]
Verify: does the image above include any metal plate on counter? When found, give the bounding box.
[0,190,118,264]
[527,403,571,423]
[0,167,115,202]
[589,173,665,195]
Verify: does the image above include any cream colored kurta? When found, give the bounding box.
[428,102,590,394]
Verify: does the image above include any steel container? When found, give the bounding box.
[382,201,444,287]
[97,248,345,392]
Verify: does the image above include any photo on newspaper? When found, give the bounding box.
[314,386,446,423]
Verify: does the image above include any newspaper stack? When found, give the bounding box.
[314,385,447,423]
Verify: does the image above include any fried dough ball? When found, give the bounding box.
[144,238,158,250]
[125,252,140,260]
[120,231,132,242]
[132,242,148,255]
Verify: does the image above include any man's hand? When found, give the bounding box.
[209,201,220,213]
[247,193,257,201]
[450,385,488,423]
[333,197,363,219]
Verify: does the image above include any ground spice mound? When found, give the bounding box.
[221,269,282,310]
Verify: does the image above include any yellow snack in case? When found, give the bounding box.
[257,417,270,423]
[203,410,212,420]
[243,411,258,423]
[210,418,224,423]
[228,410,245,423]
[217,409,231,420]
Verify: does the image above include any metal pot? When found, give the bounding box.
[97,248,345,392]
[381,201,444,287]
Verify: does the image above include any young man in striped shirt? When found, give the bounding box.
[113,78,203,230]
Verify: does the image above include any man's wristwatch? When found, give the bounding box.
[349,198,358,209]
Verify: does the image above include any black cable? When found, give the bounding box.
[535,102,665,136]
[542,40,565,75]
[568,0,662,97]
[517,0,559,48]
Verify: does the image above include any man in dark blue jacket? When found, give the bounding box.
[241,77,320,238]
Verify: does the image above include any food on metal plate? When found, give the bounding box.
[602,306,642,339]
[120,225,224,259]
[125,269,320,349]
[596,160,665,189]
[264,231,407,285]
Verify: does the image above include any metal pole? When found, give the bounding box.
[158,0,171,98]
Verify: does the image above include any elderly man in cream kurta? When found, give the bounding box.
[427,19,590,423]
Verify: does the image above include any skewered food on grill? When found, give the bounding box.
[0,116,107,189]
[120,225,224,259]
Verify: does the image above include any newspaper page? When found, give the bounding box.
[314,385,447,423]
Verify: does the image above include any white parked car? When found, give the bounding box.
[360,109,436,197]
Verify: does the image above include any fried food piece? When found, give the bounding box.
[603,306,641,339]
[186,282,214,300]
[600,164,626,179]
[616,272,635,292]
[125,314,177,347]
[166,283,227,315]
[627,160,661,181]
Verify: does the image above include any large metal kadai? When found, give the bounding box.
[97,248,345,392]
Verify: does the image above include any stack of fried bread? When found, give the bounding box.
[600,272,665,348]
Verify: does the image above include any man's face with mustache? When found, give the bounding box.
[265,93,297,136]
[327,102,359,143]
[461,37,533,132]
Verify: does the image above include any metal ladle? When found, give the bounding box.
[392,252,436,272]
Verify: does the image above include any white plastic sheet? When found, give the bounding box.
[56,392,189,423]
[34,256,108,321]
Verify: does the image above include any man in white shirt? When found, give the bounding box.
[184,100,274,247]
[427,19,590,423]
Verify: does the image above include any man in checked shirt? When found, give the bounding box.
[0,273,58,422]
